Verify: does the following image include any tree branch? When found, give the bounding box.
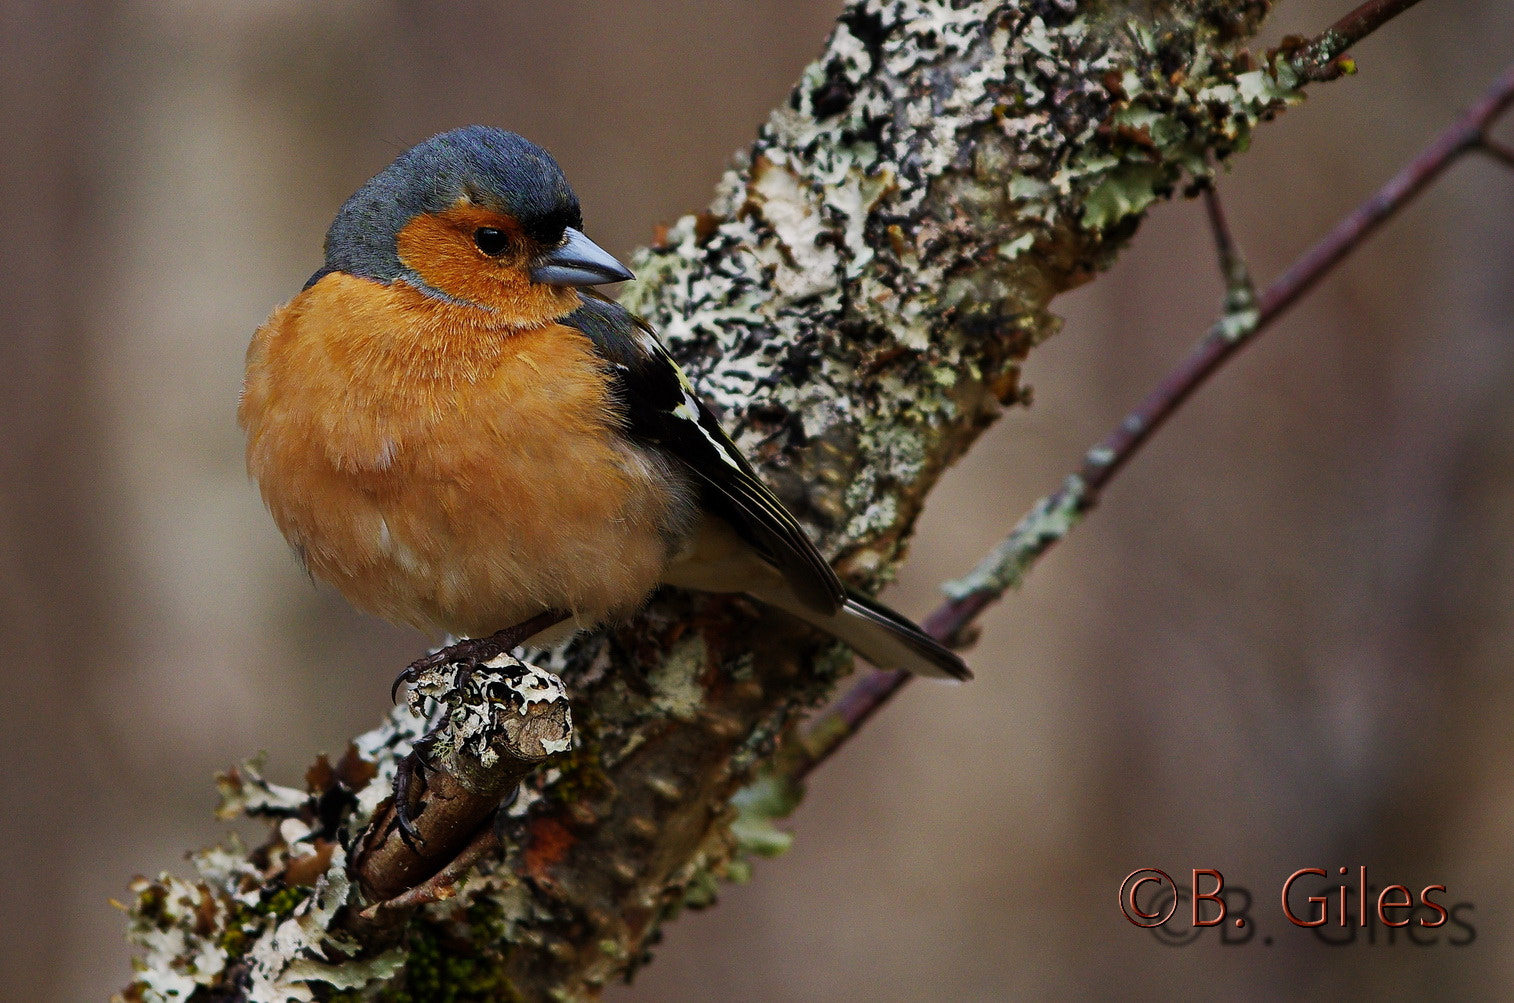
[791,59,1514,779]
[1287,0,1428,81]
[119,2,1428,999]
[351,658,572,911]
[1202,184,1256,315]
[1483,138,1514,169]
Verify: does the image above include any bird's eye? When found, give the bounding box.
[473,228,509,256]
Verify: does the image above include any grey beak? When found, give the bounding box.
[529,228,634,287]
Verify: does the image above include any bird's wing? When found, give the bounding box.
[563,293,845,615]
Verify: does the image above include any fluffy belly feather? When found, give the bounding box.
[241,277,697,639]
[328,434,693,638]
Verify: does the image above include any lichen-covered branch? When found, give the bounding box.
[789,59,1514,780]
[124,658,571,1002]
[1288,0,1425,81]
[121,1,1365,998]
[352,658,572,910]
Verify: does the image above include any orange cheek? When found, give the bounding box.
[395,209,521,300]
[394,205,577,325]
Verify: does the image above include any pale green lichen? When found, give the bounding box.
[728,772,805,859]
[942,474,1088,601]
[1084,445,1116,468]
[1216,304,1261,341]
[998,232,1038,260]
[1082,162,1170,230]
[648,633,709,721]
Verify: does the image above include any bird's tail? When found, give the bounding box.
[758,585,971,680]
[663,518,970,679]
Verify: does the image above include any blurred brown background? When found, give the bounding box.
[3,1,1512,999]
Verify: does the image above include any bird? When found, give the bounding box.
[239,125,970,698]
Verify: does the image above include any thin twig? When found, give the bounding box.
[788,61,1514,782]
[1202,185,1257,317]
[1288,0,1428,81]
[359,823,501,918]
[1482,138,1514,170]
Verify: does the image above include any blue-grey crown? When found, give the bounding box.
[306,126,583,290]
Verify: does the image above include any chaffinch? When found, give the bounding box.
[239,126,969,690]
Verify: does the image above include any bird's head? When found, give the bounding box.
[314,126,632,323]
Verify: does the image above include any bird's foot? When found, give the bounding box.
[386,609,570,850]
[390,609,572,703]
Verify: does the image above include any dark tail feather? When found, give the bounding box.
[830,590,972,680]
[744,574,972,679]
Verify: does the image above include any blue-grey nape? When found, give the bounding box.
[319,126,584,285]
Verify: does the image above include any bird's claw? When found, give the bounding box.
[389,636,498,704]
[390,611,572,704]
[391,749,429,852]
[411,734,440,773]
[390,664,418,705]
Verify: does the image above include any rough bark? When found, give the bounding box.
[122,0,1322,999]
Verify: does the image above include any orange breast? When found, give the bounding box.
[239,272,695,638]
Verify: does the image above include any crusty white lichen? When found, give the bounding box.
[621,0,1298,582]
[127,704,422,1002]
[125,659,571,1002]
[407,655,574,779]
[647,633,709,721]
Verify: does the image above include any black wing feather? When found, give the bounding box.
[564,294,844,615]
